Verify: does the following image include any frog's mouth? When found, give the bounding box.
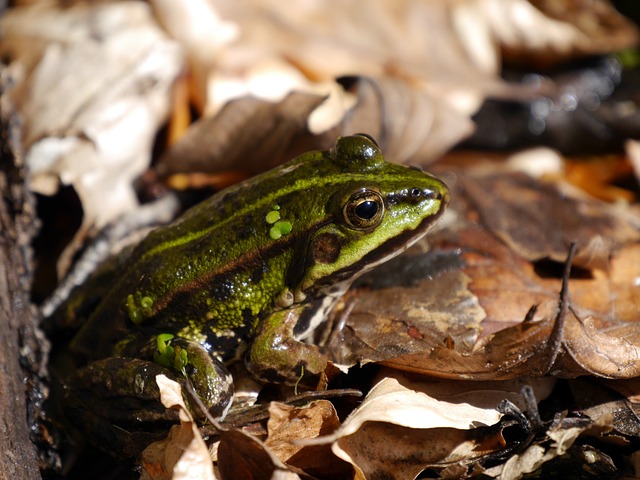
[313,198,448,289]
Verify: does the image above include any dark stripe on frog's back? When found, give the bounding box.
[147,232,297,322]
[133,163,422,298]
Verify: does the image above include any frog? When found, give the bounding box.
[52,134,449,445]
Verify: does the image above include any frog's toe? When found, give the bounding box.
[161,338,234,419]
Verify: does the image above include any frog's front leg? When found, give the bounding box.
[246,303,330,385]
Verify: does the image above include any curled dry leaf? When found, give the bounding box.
[327,162,640,381]
[627,139,640,186]
[506,0,639,65]
[0,2,183,228]
[458,0,640,68]
[301,375,546,479]
[325,76,477,166]
[264,401,351,478]
[141,375,215,480]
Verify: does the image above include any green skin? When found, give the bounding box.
[64,135,449,417]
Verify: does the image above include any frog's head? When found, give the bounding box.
[296,134,449,294]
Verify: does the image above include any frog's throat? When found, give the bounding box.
[292,281,351,341]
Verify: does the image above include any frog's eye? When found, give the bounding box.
[354,133,379,148]
[343,189,385,230]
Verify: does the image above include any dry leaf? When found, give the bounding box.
[156,92,327,178]
[217,429,300,480]
[264,401,350,478]
[1,2,182,228]
[149,0,510,167]
[459,171,640,270]
[300,375,544,478]
[140,375,216,480]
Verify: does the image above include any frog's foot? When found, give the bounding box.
[153,336,234,419]
[246,307,330,386]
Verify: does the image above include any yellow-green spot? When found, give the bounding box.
[269,220,292,240]
[617,48,640,69]
[266,210,280,224]
[140,296,154,311]
[154,333,175,368]
[154,333,189,373]
[173,348,189,373]
[125,293,154,324]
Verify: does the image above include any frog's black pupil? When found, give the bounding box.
[355,200,379,220]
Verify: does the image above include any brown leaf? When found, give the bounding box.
[141,375,216,480]
[156,92,327,178]
[217,429,298,480]
[323,76,476,165]
[460,171,640,271]
[265,401,350,478]
[505,0,640,66]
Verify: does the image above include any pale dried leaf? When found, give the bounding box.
[156,374,192,423]
[302,376,503,447]
[265,400,339,461]
[626,139,640,185]
[300,374,548,479]
[150,0,238,112]
[1,2,182,228]
[140,375,216,480]
[152,0,508,164]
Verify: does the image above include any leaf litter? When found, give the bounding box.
[2,0,640,478]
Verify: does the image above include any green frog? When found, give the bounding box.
[54,134,449,435]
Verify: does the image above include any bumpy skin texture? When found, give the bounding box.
[64,135,449,418]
